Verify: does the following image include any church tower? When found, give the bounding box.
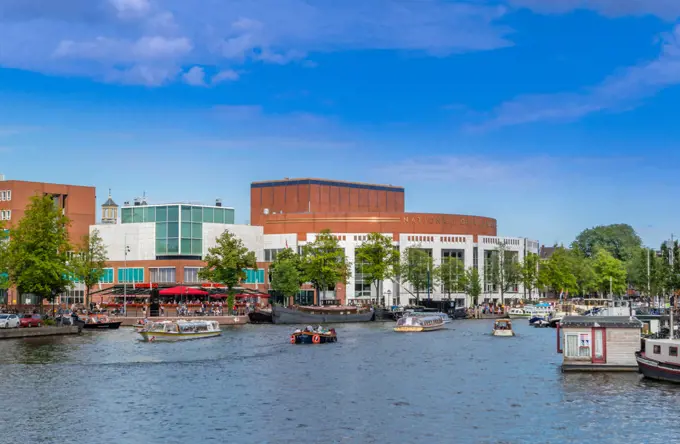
[101,189,118,224]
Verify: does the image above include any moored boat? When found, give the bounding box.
[394,315,445,332]
[636,338,680,383]
[138,320,222,342]
[248,308,273,324]
[408,311,451,324]
[82,314,121,330]
[492,319,514,337]
[290,326,337,344]
[272,305,374,324]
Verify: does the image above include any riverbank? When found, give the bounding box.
[0,325,81,340]
[115,315,248,327]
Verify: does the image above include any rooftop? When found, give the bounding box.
[560,316,643,329]
[251,178,405,192]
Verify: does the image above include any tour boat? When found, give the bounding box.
[81,314,121,330]
[138,320,221,342]
[290,326,337,344]
[636,338,680,383]
[492,319,514,337]
[508,308,532,319]
[407,311,451,324]
[394,315,445,332]
[272,305,374,324]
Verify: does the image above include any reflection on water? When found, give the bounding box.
[0,321,679,443]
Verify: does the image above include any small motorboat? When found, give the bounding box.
[492,319,514,337]
[139,320,222,342]
[528,316,545,325]
[290,325,337,344]
[394,315,445,332]
[81,314,121,330]
[533,319,550,328]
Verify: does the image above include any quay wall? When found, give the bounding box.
[0,326,81,340]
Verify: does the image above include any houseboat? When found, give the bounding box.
[394,315,445,332]
[290,326,337,344]
[247,307,273,324]
[636,338,680,383]
[272,305,374,324]
[557,316,642,372]
[138,320,222,342]
[492,319,514,337]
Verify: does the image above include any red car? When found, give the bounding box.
[19,314,42,328]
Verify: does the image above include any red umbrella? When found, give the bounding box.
[159,286,209,296]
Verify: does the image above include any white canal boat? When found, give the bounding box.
[394,315,445,332]
[407,311,452,324]
[507,308,532,319]
[138,320,222,342]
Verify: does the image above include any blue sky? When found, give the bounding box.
[1,0,680,248]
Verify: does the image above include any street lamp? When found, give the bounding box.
[124,235,130,317]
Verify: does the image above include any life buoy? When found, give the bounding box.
[312,334,321,344]
[290,335,296,344]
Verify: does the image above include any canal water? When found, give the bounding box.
[0,320,679,443]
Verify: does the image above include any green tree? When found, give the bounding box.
[592,249,627,296]
[5,195,72,308]
[572,224,642,262]
[488,242,521,305]
[0,223,8,292]
[465,267,482,307]
[301,229,351,304]
[70,229,108,308]
[198,230,257,314]
[435,256,467,302]
[355,233,399,305]
[401,247,433,305]
[572,252,597,297]
[539,246,578,297]
[628,247,666,301]
[520,252,540,301]
[270,259,302,305]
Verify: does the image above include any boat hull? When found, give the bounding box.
[636,353,680,383]
[82,322,121,330]
[248,311,273,324]
[272,306,374,324]
[492,330,514,337]
[394,324,445,332]
[508,314,531,319]
[138,331,222,342]
[291,333,337,344]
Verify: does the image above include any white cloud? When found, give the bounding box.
[474,25,680,129]
[211,69,239,84]
[0,0,512,86]
[182,66,206,86]
[507,0,680,20]
[109,0,150,18]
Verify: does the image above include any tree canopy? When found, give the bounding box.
[435,256,466,299]
[520,252,540,300]
[199,230,257,311]
[355,233,399,302]
[591,249,627,296]
[401,247,433,304]
[572,224,642,262]
[301,229,351,302]
[70,229,108,307]
[465,267,482,306]
[5,195,72,303]
[488,242,521,304]
[270,259,302,302]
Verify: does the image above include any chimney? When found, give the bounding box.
[0,174,5,181]
[215,198,222,207]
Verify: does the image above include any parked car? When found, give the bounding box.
[19,314,42,328]
[0,314,20,328]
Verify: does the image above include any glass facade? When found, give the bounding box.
[244,269,265,284]
[121,204,234,257]
[118,268,144,284]
[150,267,176,283]
[184,267,203,284]
[99,268,114,284]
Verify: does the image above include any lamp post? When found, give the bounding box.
[123,235,130,317]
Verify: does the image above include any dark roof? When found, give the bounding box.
[251,178,404,192]
[102,197,118,207]
[540,246,556,259]
[560,316,643,329]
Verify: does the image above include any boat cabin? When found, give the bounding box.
[641,338,680,366]
[557,316,642,372]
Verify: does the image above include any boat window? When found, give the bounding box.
[670,346,678,357]
[653,345,661,354]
